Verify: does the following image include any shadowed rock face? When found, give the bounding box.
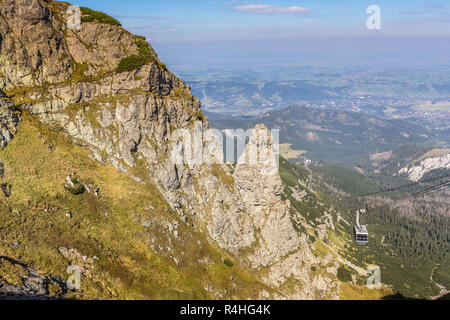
[0,90,20,148]
[0,0,340,299]
[0,0,73,87]
[0,256,67,299]
[0,161,4,178]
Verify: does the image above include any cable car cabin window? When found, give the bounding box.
[356,235,368,241]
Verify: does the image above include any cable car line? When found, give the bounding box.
[359,173,450,198]
[391,180,449,204]
[389,181,450,207]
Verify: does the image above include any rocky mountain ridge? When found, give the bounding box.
[0,0,378,300]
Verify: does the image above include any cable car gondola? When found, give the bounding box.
[354,209,368,245]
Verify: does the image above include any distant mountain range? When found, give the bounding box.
[210,105,443,167]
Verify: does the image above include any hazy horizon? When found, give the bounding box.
[69,0,450,69]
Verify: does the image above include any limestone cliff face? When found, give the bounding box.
[233,125,299,267]
[0,90,19,148]
[398,153,450,182]
[0,0,338,299]
[0,0,72,87]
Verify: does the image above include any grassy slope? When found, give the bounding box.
[0,115,270,299]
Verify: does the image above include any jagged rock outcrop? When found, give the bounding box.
[234,125,299,267]
[0,161,4,178]
[0,0,72,88]
[0,257,67,300]
[0,0,339,299]
[232,125,339,299]
[0,90,20,148]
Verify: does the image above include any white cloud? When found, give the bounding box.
[234,4,310,14]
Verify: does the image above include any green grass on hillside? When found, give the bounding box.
[0,116,270,299]
[136,38,157,62]
[80,7,121,26]
[115,37,167,73]
[116,55,148,73]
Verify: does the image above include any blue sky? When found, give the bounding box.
[70,0,450,67]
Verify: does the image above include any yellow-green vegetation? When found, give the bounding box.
[136,37,157,62]
[80,7,121,26]
[193,111,205,121]
[211,163,235,190]
[279,143,306,160]
[64,176,85,195]
[0,115,271,299]
[70,62,111,84]
[171,86,198,104]
[116,55,148,74]
[5,84,50,106]
[336,265,353,282]
[311,240,332,258]
[71,62,89,83]
[340,282,392,300]
[0,258,26,287]
[115,36,167,73]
